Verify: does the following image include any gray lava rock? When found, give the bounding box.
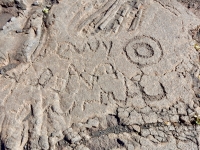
[141,129,150,137]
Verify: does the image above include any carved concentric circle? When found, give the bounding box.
[125,36,163,65]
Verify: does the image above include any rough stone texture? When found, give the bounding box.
[0,0,200,149]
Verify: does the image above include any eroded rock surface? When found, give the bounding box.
[0,0,200,149]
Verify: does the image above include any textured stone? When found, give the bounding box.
[127,144,135,150]
[177,141,198,150]
[76,145,90,150]
[140,75,163,96]
[149,128,158,136]
[141,129,150,137]
[0,0,14,7]
[180,115,190,124]
[142,112,158,124]
[169,115,180,123]
[87,117,99,128]
[0,0,199,149]
[125,110,144,125]
[195,107,200,115]
[132,125,141,133]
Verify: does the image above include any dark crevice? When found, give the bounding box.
[0,137,5,150]
[117,139,124,146]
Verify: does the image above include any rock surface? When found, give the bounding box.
[0,0,200,149]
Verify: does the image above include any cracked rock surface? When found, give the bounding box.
[0,0,200,149]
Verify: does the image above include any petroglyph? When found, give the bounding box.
[0,0,200,149]
[38,68,53,87]
[69,0,148,35]
[124,36,163,66]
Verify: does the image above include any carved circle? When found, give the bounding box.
[125,36,163,65]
